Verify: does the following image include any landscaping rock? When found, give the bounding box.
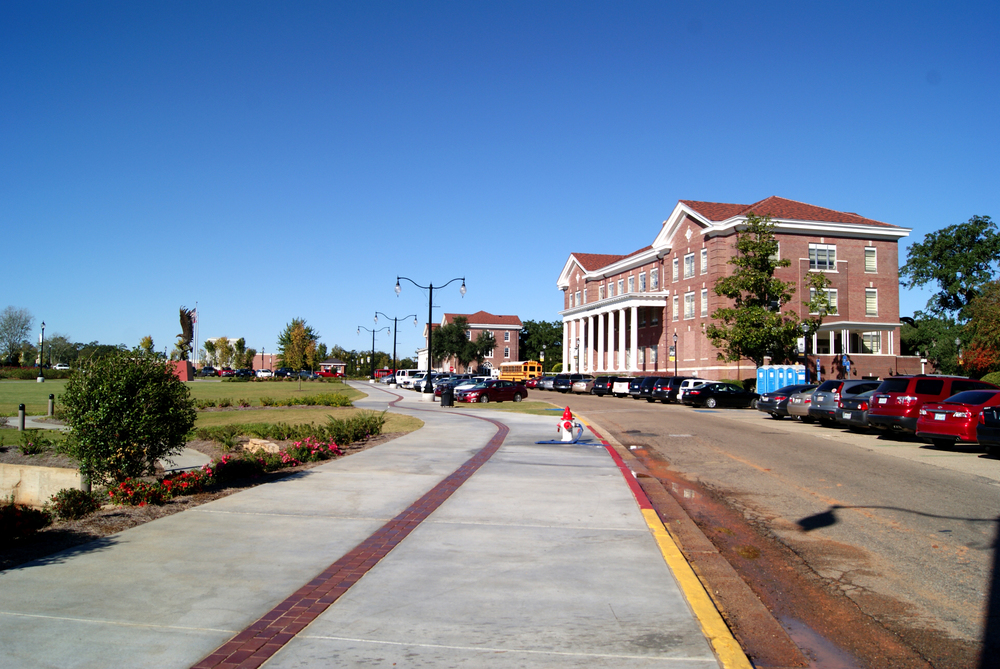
[244,439,281,454]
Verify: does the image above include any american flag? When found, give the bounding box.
[191,309,197,324]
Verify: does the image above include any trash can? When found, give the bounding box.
[440,387,454,407]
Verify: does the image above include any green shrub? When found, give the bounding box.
[194,410,385,446]
[60,349,198,486]
[106,479,169,506]
[0,497,51,544]
[217,397,233,408]
[160,469,209,496]
[720,379,745,390]
[260,396,276,407]
[981,371,1000,386]
[0,367,72,380]
[237,398,252,408]
[196,399,217,409]
[18,429,52,455]
[48,488,101,520]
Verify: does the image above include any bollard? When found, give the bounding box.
[18,403,25,431]
[48,394,54,417]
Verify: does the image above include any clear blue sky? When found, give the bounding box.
[3,2,997,361]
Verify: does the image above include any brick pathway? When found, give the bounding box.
[192,394,509,669]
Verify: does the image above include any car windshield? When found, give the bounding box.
[943,390,1000,406]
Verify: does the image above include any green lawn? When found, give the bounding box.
[448,400,562,416]
[194,406,423,435]
[0,379,364,415]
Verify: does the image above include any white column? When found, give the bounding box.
[563,320,570,373]
[570,320,578,372]
[618,309,627,372]
[597,312,605,372]
[586,314,594,373]
[607,310,616,371]
[578,318,585,371]
[630,305,639,372]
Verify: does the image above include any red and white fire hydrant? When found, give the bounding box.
[558,407,580,442]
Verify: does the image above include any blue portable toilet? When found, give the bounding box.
[793,366,807,384]
[766,367,777,394]
[757,367,767,393]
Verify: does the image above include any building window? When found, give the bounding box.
[466,330,472,340]
[700,248,708,274]
[608,281,614,297]
[809,243,837,271]
[865,247,877,273]
[486,348,494,358]
[684,253,695,279]
[701,288,708,317]
[684,292,696,319]
[570,293,575,308]
[628,276,635,293]
[866,289,878,316]
[583,288,587,304]
[809,288,839,315]
[618,279,624,295]
[673,296,679,321]
[639,272,646,292]
[504,331,510,342]
[575,291,581,306]
[650,268,659,290]
[638,348,645,364]
[599,284,605,300]
[639,308,646,327]
[672,258,679,282]
[861,332,881,354]
[769,242,780,262]
[651,308,659,325]
[504,347,510,358]
[649,346,658,364]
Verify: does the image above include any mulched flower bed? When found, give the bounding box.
[0,433,405,572]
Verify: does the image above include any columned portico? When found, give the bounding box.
[597,311,605,372]
[560,295,667,376]
[629,305,639,372]
[586,314,594,372]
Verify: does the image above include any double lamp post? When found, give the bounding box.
[395,276,466,395]
[357,325,390,379]
[374,311,417,384]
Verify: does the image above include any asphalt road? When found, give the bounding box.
[545,389,1000,663]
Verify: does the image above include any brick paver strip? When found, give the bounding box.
[192,393,510,669]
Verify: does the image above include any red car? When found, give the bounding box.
[524,377,541,389]
[915,389,1000,448]
[867,375,997,434]
[315,370,345,378]
[454,379,528,403]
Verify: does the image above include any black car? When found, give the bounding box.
[198,366,218,377]
[650,377,673,403]
[553,373,583,393]
[656,376,694,403]
[627,377,645,399]
[639,376,667,402]
[756,384,817,419]
[592,376,617,397]
[682,382,758,409]
[234,368,255,378]
[274,367,296,378]
[835,389,877,432]
[977,406,1000,456]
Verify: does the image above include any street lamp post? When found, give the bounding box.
[37,322,45,383]
[358,325,390,380]
[672,332,678,378]
[395,276,466,396]
[375,311,418,385]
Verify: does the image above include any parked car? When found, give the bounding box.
[808,379,882,424]
[554,374,587,393]
[787,389,817,421]
[652,376,694,404]
[592,376,617,397]
[434,378,464,398]
[218,368,236,377]
[454,379,528,403]
[539,376,557,391]
[53,363,70,371]
[638,376,667,402]
[682,382,758,409]
[234,368,255,378]
[256,369,273,378]
[199,366,218,377]
[915,389,1000,448]
[976,406,1000,456]
[611,377,633,398]
[627,377,646,399]
[316,370,345,378]
[572,377,596,394]
[756,384,818,419]
[274,367,296,378]
[834,389,878,431]
[524,377,540,389]
[867,375,998,434]
[297,370,318,380]
[676,378,710,402]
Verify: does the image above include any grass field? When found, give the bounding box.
[194,406,423,435]
[447,400,562,416]
[0,379,363,415]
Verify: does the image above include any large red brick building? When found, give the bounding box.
[419,311,523,374]
[557,196,920,381]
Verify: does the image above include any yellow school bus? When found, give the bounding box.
[499,360,544,382]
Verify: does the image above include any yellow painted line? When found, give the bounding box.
[641,507,753,669]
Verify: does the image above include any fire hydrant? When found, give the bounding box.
[558,407,580,442]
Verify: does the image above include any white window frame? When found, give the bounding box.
[809,288,839,315]
[608,281,614,297]
[466,330,472,340]
[570,293,575,308]
[684,291,696,320]
[639,272,646,292]
[701,288,708,317]
[809,243,837,271]
[504,347,510,359]
[865,247,877,273]
[649,346,658,364]
[628,276,635,293]
[700,248,708,275]
[486,348,494,358]
[861,332,881,354]
[684,253,695,279]
[599,284,605,300]
[672,296,679,321]
[769,242,780,262]
[575,291,581,306]
[650,268,659,290]
[866,289,878,317]
[503,331,510,342]
[672,258,679,282]
[618,279,624,295]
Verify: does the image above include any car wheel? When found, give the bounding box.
[932,438,953,449]
[749,399,758,409]
[513,393,522,402]
[646,398,655,403]
[590,388,597,395]
[479,395,490,403]
[770,412,783,420]
[705,397,718,408]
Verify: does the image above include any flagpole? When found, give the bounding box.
[195,301,199,366]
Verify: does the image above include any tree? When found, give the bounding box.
[60,349,197,485]
[705,214,831,368]
[901,317,963,374]
[961,281,1000,376]
[233,338,247,368]
[519,320,563,372]
[214,336,233,368]
[46,333,78,365]
[277,318,319,371]
[431,317,497,371]
[900,215,1000,321]
[0,306,33,365]
[139,336,155,353]
[203,339,217,365]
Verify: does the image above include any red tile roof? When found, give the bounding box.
[681,196,893,227]
[443,311,522,327]
[570,246,652,272]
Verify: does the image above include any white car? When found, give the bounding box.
[53,363,70,371]
[611,378,633,398]
[677,378,711,401]
[256,369,273,378]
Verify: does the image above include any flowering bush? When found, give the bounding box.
[1,498,52,544]
[160,469,208,496]
[107,480,169,506]
[48,488,101,520]
[285,437,343,462]
[237,398,252,408]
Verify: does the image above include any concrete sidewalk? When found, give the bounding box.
[0,383,741,668]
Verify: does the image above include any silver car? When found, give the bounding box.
[572,378,596,394]
[787,389,817,421]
